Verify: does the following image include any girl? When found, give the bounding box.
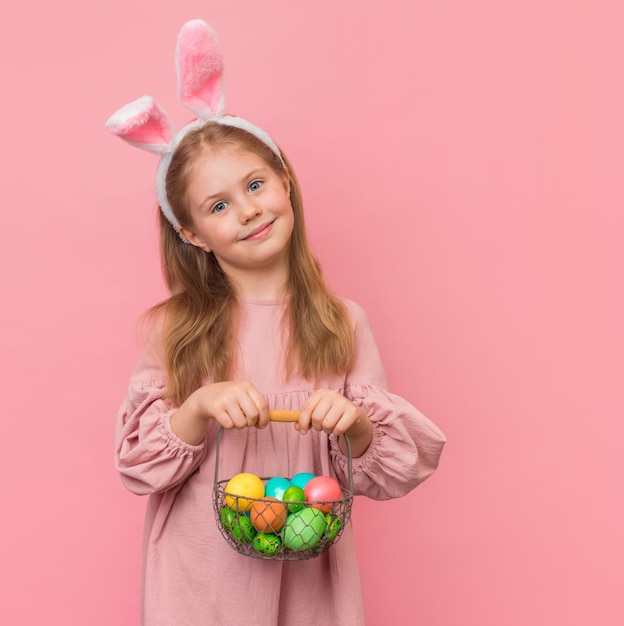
[109,20,445,626]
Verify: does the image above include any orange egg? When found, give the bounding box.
[249,497,288,533]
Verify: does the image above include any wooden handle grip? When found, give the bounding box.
[269,410,300,423]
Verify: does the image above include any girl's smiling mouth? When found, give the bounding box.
[242,220,275,241]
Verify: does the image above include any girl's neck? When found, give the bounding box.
[228,265,289,301]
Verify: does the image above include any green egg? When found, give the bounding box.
[253,532,282,555]
[230,514,256,544]
[220,506,237,531]
[282,485,306,513]
[282,508,327,551]
[324,514,343,541]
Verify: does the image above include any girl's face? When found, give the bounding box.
[180,144,294,282]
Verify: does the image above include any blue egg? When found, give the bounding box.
[264,476,291,500]
[290,472,315,489]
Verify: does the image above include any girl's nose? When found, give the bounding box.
[239,200,262,223]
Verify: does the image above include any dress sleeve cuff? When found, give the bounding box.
[329,384,446,500]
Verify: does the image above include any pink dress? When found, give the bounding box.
[116,299,446,625]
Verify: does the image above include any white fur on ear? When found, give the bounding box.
[106,96,174,155]
[176,19,225,119]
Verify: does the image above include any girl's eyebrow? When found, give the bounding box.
[197,193,222,212]
[245,167,267,180]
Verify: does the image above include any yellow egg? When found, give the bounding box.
[224,473,265,512]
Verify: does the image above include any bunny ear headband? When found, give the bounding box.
[106,19,283,240]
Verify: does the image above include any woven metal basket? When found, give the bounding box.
[213,410,353,560]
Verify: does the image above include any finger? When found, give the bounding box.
[211,408,237,430]
[246,386,270,429]
[256,407,271,429]
[331,404,359,436]
[319,403,347,434]
[298,393,322,434]
[224,403,249,429]
[237,395,262,427]
[309,396,335,432]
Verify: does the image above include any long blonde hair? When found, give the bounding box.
[148,122,353,406]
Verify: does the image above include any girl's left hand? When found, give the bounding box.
[297,389,370,438]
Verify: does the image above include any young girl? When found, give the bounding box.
[109,20,445,626]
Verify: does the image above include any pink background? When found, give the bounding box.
[1,1,622,624]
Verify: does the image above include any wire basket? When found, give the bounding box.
[213,410,353,560]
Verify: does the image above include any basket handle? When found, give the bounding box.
[269,410,300,422]
[213,411,353,495]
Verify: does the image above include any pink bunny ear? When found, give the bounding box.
[106,95,175,155]
[176,19,225,118]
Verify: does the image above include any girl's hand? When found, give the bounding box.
[190,381,270,430]
[297,389,372,457]
[171,381,270,444]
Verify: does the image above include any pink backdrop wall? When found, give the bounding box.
[1,1,622,624]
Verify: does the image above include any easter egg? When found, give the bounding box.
[253,532,282,555]
[264,476,291,500]
[282,508,328,551]
[250,497,288,533]
[324,514,343,541]
[219,506,237,531]
[230,514,257,544]
[224,473,265,512]
[290,472,315,489]
[304,476,342,513]
[282,485,306,513]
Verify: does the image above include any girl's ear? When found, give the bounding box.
[178,227,211,252]
[282,169,291,195]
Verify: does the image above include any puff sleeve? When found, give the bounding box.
[115,343,208,496]
[330,301,446,500]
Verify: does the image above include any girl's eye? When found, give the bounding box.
[212,201,228,214]
[248,180,263,192]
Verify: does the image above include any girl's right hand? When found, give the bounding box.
[171,381,269,445]
[188,380,270,430]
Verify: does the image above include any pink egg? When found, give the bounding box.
[303,476,342,513]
